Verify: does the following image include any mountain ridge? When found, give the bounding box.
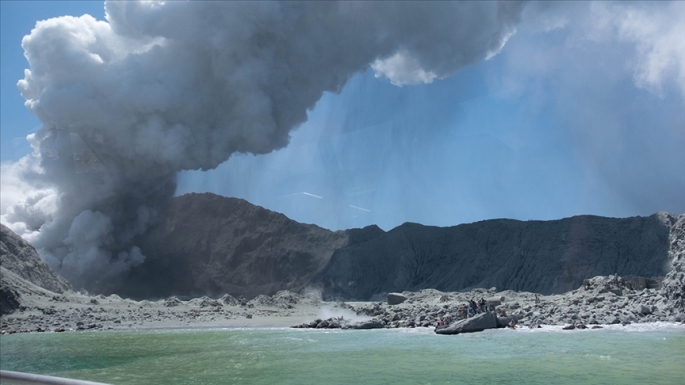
[115,193,679,300]
[1,193,681,303]
[319,211,675,299]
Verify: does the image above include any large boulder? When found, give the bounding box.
[634,304,652,315]
[351,319,385,329]
[497,316,514,328]
[485,296,504,307]
[435,312,498,335]
[387,292,407,305]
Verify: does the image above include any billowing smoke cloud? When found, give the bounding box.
[1,1,525,290]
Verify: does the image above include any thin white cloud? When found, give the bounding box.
[372,50,438,86]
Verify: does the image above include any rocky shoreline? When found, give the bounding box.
[2,272,683,335]
[0,277,323,334]
[2,214,683,335]
[293,274,685,333]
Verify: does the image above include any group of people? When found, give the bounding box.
[434,299,519,329]
[465,298,489,315]
[437,298,490,327]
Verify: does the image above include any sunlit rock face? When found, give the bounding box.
[661,214,685,313]
[1,224,71,294]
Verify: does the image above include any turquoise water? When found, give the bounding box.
[2,325,684,385]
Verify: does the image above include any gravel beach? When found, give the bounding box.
[2,273,683,334]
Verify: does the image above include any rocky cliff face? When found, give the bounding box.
[318,213,676,300]
[115,193,351,299]
[661,214,685,312]
[1,224,71,294]
[120,194,680,301]
[5,193,679,303]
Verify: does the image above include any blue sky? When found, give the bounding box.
[2,1,684,233]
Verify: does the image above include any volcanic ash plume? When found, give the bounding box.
[1,0,526,291]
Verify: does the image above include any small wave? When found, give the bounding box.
[511,322,685,333]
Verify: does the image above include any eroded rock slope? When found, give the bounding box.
[661,214,685,313]
[5,193,679,304]
[123,194,680,301]
[319,213,677,300]
[117,193,352,299]
[1,224,71,294]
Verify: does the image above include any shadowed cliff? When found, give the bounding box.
[112,193,677,300]
[319,213,676,300]
[116,193,352,299]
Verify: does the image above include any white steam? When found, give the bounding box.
[1,0,525,291]
[318,304,372,324]
[598,2,685,98]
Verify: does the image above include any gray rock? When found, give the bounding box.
[321,213,675,300]
[94,195,679,301]
[435,312,498,335]
[387,292,407,305]
[352,319,385,329]
[199,297,222,308]
[113,193,354,299]
[0,284,21,316]
[661,214,685,313]
[496,316,514,328]
[1,224,71,293]
[164,297,183,307]
[486,297,504,307]
[220,294,238,306]
[636,304,652,315]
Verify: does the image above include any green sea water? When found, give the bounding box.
[1,324,684,385]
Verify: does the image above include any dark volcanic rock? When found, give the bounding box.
[119,193,351,299]
[1,224,71,293]
[99,193,680,302]
[320,213,675,299]
[435,312,498,335]
[0,281,21,315]
[351,319,385,329]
